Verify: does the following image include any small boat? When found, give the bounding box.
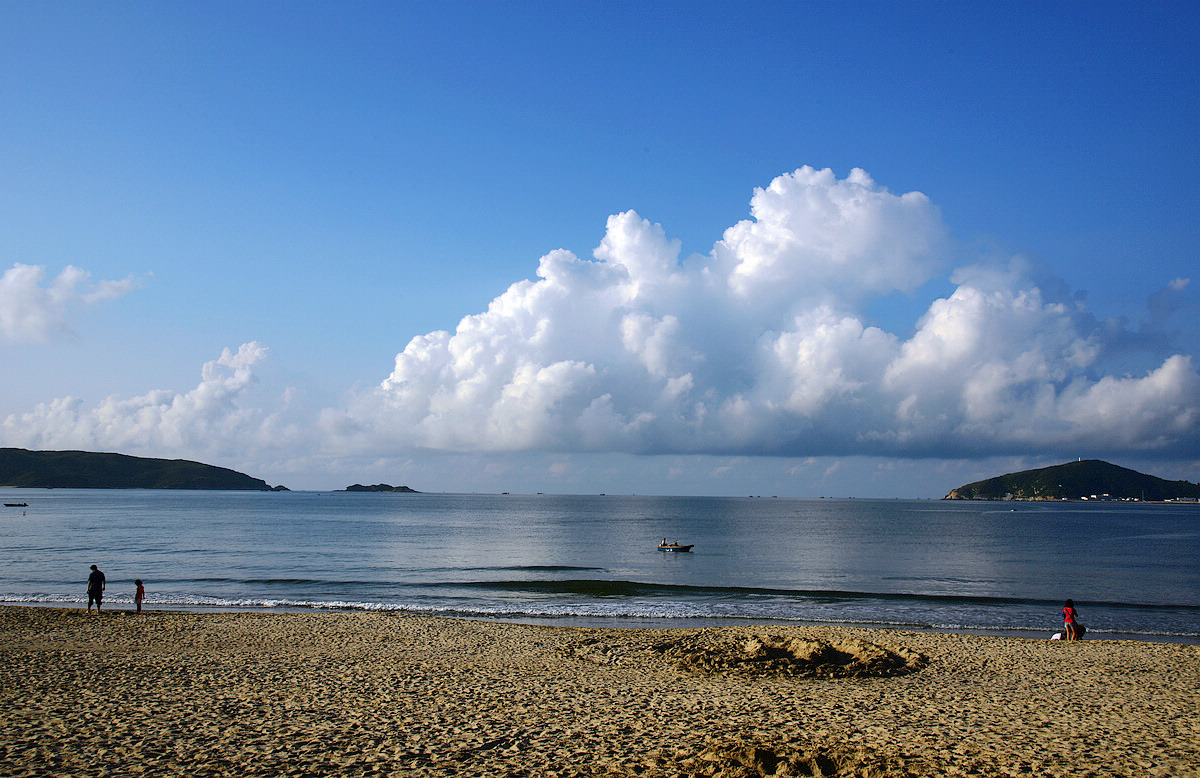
[4,503,28,508]
[657,542,693,552]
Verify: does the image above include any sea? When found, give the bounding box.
[2,490,1197,644]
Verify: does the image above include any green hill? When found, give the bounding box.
[0,448,280,490]
[944,459,1200,501]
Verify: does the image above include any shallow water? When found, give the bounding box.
[2,490,1196,642]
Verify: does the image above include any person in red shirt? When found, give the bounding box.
[1062,599,1079,641]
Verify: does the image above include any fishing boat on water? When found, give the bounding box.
[657,540,693,552]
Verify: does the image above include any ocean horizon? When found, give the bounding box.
[3,489,1197,644]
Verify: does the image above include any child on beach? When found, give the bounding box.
[1063,599,1079,641]
[134,580,145,613]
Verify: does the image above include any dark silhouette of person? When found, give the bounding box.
[87,565,106,612]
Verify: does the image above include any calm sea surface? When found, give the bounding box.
[2,490,1197,642]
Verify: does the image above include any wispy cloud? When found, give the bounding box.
[0,263,140,343]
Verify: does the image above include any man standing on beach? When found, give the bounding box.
[87,565,105,612]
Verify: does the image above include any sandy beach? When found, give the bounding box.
[1,607,1197,777]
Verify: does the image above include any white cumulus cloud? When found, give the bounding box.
[718,167,950,303]
[321,167,1199,461]
[4,168,1198,476]
[0,263,139,342]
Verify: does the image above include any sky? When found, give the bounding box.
[1,1,1198,496]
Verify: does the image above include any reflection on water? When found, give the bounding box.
[1,490,1197,640]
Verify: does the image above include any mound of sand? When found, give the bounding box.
[649,632,927,678]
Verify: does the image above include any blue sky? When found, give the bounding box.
[2,2,1197,496]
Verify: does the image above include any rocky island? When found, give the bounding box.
[944,459,1200,502]
[342,483,420,493]
[0,448,287,491]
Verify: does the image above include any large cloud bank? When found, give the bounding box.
[4,167,1198,470]
[328,167,1199,460]
[1,263,138,342]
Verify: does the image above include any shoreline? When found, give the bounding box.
[5,600,1197,646]
[3,606,1197,776]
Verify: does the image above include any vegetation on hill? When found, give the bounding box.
[944,459,1200,501]
[342,484,419,493]
[0,448,281,490]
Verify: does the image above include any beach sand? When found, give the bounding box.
[1,607,1197,776]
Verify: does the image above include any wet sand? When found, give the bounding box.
[1,606,1197,776]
